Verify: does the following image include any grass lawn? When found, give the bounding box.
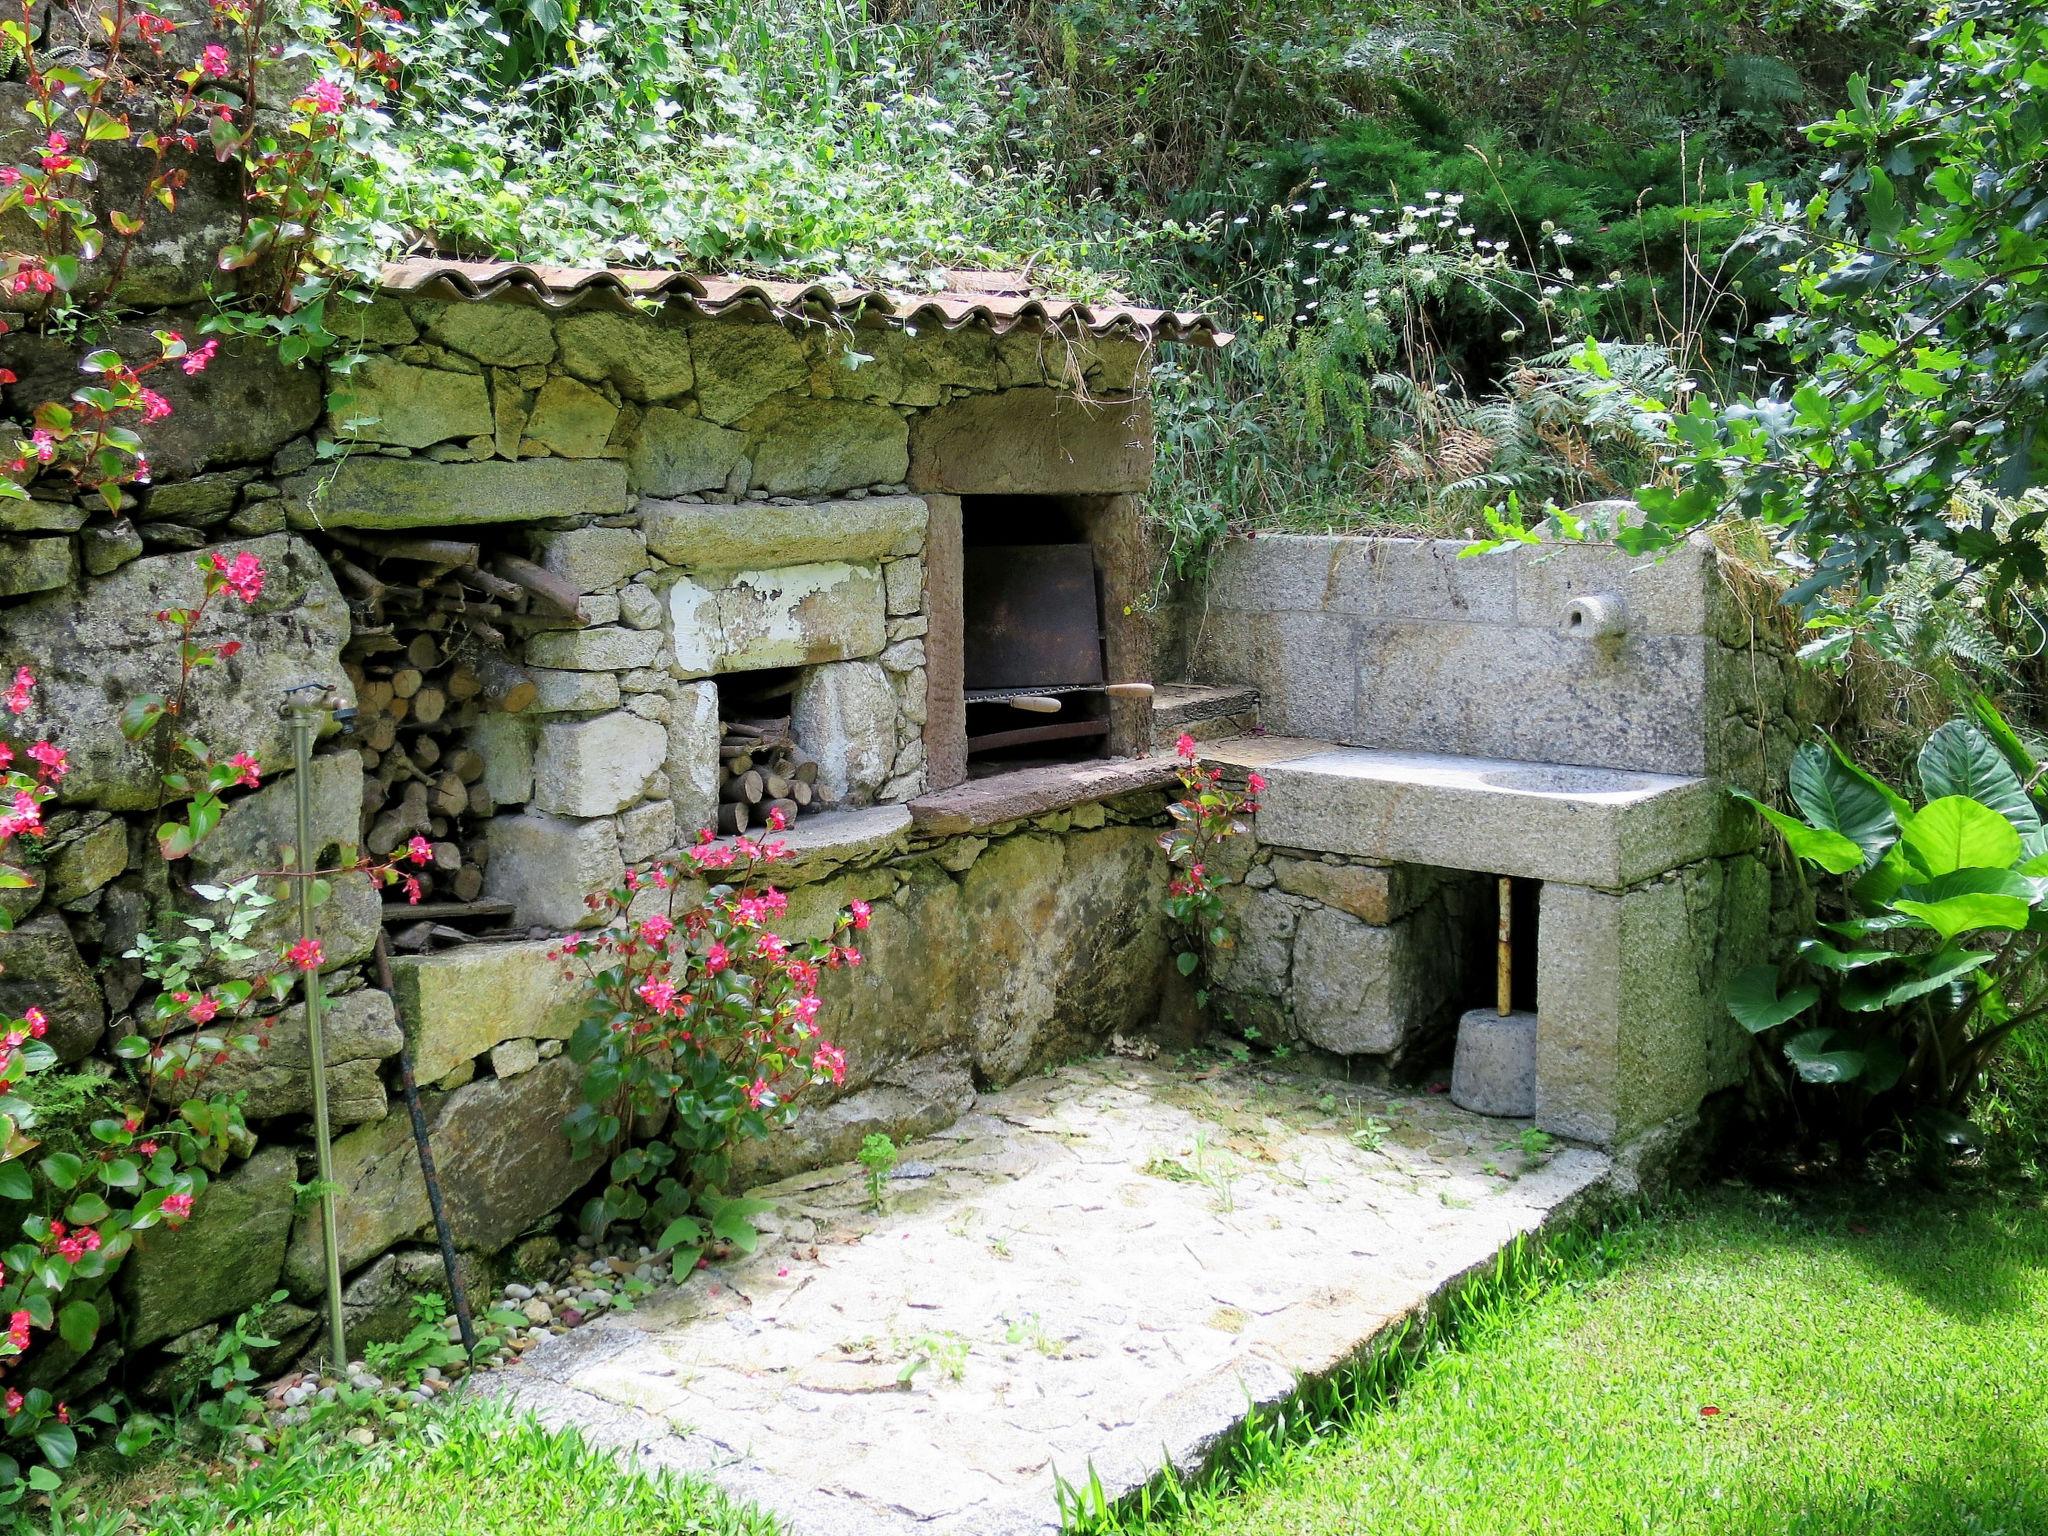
[1097,1185,2048,1536]
[86,1183,2047,1536]
[108,1403,774,1536]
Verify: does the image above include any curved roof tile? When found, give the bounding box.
[376,260,1230,346]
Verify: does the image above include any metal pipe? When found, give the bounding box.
[287,700,349,1370]
[1496,876,1513,1017]
[374,932,477,1356]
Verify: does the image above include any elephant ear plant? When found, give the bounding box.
[1730,704,2048,1149]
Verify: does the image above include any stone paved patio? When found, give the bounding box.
[484,1055,1614,1534]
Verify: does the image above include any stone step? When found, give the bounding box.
[1208,741,1726,891]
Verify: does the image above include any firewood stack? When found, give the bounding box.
[325,531,568,926]
[716,718,827,835]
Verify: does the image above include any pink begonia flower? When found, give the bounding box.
[306,79,345,113]
[227,752,261,788]
[180,339,219,376]
[287,937,323,971]
[640,913,674,945]
[637,977,677,1014]
[407,834,432,865]
[200,43,231,76]
[160,1192,194,1221]
[4,667,30,715]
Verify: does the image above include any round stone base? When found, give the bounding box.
[1450,1007,1539,1118]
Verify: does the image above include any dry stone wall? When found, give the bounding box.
[0,286,1171,1386]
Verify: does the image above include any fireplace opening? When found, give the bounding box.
[714,666,824,835]
[960,495,1113,773]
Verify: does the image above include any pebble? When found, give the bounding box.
[523,1298,554,1326]
[504,1283,535,1301]
[347,1426,377,1448]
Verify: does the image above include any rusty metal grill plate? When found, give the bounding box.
[962,544,1103,691]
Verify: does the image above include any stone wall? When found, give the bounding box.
[1189,531,1828,791]
[0,285,1176,1387]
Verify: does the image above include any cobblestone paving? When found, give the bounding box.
[486,1055,1613,1534]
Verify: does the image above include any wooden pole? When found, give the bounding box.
[1497,876,1513,1016]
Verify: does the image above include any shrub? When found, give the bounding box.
[556,825,862,1276]
[1730,706,2048,1149]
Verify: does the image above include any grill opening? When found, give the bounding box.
[960,495,1110,772]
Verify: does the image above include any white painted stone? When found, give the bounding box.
[531,712,667,817]
[665,563,886,678]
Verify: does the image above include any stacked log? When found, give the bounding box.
[715,716,827,835]
[328,531,559,925]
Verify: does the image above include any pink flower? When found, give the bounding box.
[187,994,219,1024]
[766,804,789,830]
[2,1390,19,1416]
[407,834,432,865]
[6,1311,29,1350]
[180,338,219,376]
[793,993,821,1026]
[1175,732,1197,760]
[636,977,677,1014]
[306,79,345,113]
[705,941,730,975]
[287,937,323,971]
[138,387,174,424]
[56,1235,85,1262]
[4,668,30,715]
[745,1078,769,1108]
[26,740,66,781]
[23,1008,46,1039]
[640,913,674,944]
[1246,771,1267,794]
[754,932,788,961]
[811,1043,846,1085]
[200,42,231,76]
[848,898,871,931]
[206,548,265,603]
[227,751,261,788]
[29,428,57,463]
[402,875,422,905]
[160,1192,194,1222]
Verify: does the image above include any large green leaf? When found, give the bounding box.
[1897,796,2023,878]
[1730,791,1865,874]
[1825,736,1913,819]
[1782,1028,1866,1084]
[1795,938,1892,971]
[1726,965,1819,1034]
[1789,742,1896,861]
[1893,867,2038,941]
[1918,720,2041,838]
[1840,946,1994,1012]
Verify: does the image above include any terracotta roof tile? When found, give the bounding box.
[376,260,1230,346]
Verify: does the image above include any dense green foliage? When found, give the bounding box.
[1070,1187,2048,1534]
[1730,711,2048,1148]
[1619,0,2048,606]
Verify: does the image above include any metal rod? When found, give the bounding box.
[374,932,477,1356]
[289,704,349,1370]
[1496,876,1513,1017]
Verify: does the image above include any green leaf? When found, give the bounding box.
[1892,868,2037,941]
[0,1162,31,1201]
[39,1151,83,1191]
[57,1299,99,1353]
[1918,721,2040,837]
[654,1214,703,1253]
[1840,947,1993,1012]
[34,1423,76,1470]
[1175,950,1199,977]
[1795,938,1892,971]
[1730,791,1865,874]
[1726,965,1818,1034]
[118,694,167,741]
[1789,742,1895,860]
[1898,797,2022,878]
[1782,1028,1865,1084]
